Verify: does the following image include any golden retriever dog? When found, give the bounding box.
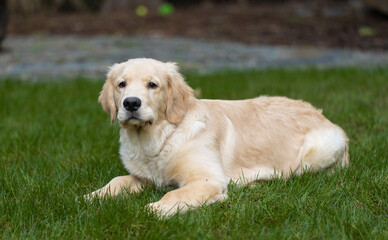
[85,58,349,216]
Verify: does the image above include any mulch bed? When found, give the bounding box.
[7,1,388,50]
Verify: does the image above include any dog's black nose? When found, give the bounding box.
[123,97,141,112]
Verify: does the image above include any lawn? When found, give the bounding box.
[0,67,387,239]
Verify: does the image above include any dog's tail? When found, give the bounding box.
[295,126,349,174]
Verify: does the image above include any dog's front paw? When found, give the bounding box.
[146,200,188,217]
[74,193,97,203]
[146,201,175,217]
[82,193,96,201]
[82,189,104,201]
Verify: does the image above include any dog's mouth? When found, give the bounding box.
[122,115,153,126]
[128,116,140,121]
[118,109,154,127]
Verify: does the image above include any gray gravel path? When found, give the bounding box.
[1,35,388,79]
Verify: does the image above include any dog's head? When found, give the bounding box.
[98,58,194,127]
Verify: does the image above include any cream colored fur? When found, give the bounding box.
[85,58,349,216]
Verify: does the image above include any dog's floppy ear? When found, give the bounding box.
[99,64,119,123]
[166,62,194,124]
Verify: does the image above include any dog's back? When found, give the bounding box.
[200,96,349,182]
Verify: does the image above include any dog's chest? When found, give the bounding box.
[119,126,175,185]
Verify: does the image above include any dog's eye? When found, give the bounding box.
[147,82,158,89]
[118,81,126,88]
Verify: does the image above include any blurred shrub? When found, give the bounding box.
[0,0,6,50]
[9,0,165,14]
[8,0,104,14]
[8,0,288,14]
[101,0,161,13]
[165,0,286,7]
[83,0,104,11]
[166,0,234,7]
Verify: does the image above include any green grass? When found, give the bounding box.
[0,67,387,239]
